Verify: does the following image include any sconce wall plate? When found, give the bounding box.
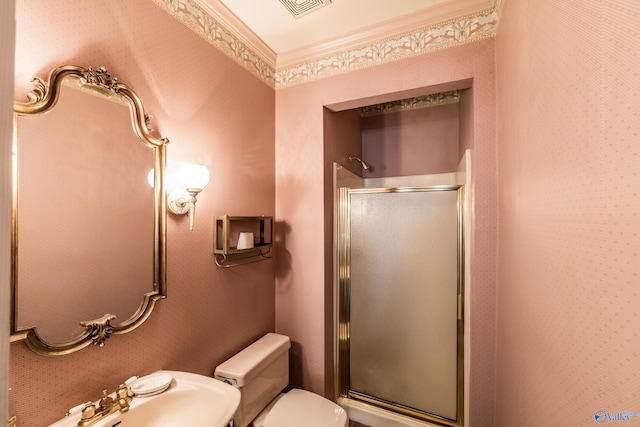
[168,188,191,215]
[157,163,209,230]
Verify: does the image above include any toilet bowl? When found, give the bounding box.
[214,333,348,427]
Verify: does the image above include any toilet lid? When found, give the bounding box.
[263,389,348,427]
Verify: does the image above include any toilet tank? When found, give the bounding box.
[214,333,291,427]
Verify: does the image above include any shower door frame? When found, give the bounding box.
[337,184,465,427]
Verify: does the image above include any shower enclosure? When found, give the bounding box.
[335,165,467,427]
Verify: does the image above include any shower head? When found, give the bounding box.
[348,156,370,170]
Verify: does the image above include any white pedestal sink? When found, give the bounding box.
[49,370,241,427]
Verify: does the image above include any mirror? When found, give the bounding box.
[11,65,168,355]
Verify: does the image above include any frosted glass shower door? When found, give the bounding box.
[344,187,462,424]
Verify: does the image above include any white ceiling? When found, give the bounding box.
[195,0,495,67]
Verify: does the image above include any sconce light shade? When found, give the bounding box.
[178,164,210,189]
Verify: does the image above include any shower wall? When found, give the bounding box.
[362,102,460,178]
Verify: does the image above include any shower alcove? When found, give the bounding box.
[324,81,473,427]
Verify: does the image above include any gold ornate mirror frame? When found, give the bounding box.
[11,65,168,355]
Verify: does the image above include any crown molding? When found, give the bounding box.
[275,8,498,88]
[152,0,500,89]
[276,0,495,68]
[193,0,277,66]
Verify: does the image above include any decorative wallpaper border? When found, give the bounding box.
[151,0,499,89]
[359,91,460,117]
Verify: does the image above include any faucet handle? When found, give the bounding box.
[116,384,128,398]
[116,384,131,413]
[98,389,113,409]
[116,384,131,403]
[80,401,96,420]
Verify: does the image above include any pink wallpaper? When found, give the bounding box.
[275,39,497,425]
[495,0,640,426]
[362,103,460,178]
[11,0,275,425]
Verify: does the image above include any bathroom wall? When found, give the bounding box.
[459,88,474,154]
[11,1,275,425]
[275,38,497,426]
[495,1,640,426]
[362,102,460,178]
[323,108,363,178]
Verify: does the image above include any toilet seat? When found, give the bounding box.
[261,389,348,427]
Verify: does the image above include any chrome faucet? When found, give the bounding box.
[77,384,131,427]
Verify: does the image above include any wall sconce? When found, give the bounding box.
[149,163,210,231]
[168,164,210,231]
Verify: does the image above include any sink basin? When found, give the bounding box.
[49,370,240,427]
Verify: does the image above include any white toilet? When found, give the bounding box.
[214,333,348,427]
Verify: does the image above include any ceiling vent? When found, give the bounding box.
[278,0,331,18]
